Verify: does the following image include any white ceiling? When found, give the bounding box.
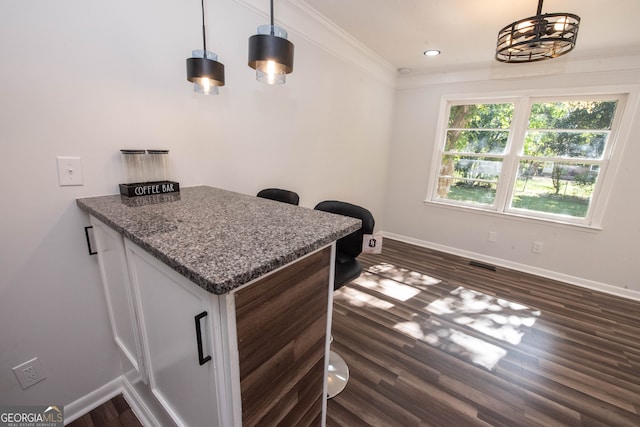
[302,0,640,73]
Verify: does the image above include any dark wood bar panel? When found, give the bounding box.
[235,247,332,426]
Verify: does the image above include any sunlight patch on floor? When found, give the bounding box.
[390,284,540,370]
[394,319,508,370]
[354,271,421,302]
[367,262,442,288]
[341,263,541,371]
[335,286,395,310]
[426,287,540,345]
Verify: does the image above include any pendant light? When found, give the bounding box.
[248,0,294,85]
[496,0,580,63]
[186,0,225,94]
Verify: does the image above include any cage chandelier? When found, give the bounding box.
[496,0,580,63]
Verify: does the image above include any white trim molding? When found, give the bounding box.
[64,376,161,427]
[121,378,162,427]
[383,231,640,302]
[397,52,640,89]
[63,377,122,425]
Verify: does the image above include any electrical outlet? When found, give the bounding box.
[532,241,544,254]
[23,366,38,383]
[488,231,497,242]
[13,357,46,389]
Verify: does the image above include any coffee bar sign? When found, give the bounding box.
[119,181,180,197]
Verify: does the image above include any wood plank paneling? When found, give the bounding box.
[235,247,331,426]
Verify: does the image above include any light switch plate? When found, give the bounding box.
[56,156,83,186]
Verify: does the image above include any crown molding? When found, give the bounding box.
[232,0,397,87]
[397,51,640,89]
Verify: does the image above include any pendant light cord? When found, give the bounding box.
[536,0,543,16]
[270,0,275,35]
[201,0,207,54]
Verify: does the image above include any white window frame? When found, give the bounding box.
[425,87,637,229]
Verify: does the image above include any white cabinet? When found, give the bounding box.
[125,240,228,427]
[90,214,332,427]
[92,215,230,427]
[92,218,145,379]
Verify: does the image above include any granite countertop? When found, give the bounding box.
[77,186,361,295]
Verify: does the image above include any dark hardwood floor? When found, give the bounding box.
[67,394,142,427]
[72,238,640,426]
[327,238,640,427]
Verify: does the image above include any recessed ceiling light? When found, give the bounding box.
[424,49,441,57]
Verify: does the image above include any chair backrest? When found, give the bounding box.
[314,201,375,259]
[257,188,300,205]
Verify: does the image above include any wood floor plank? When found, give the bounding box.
[328,238,640,427]
[67,414,95,427]
[333,376,422,427]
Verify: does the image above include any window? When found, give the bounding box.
[429,94,626,226]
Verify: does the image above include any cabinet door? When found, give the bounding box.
[125,240,221,427]
[91,217,145,378]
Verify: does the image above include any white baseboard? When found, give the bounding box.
[121,378,160,427]
[63,376,160,427]
[64,377,122,425]
[383,231,640,302]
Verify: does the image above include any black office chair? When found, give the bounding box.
[256,188,300,205]
[314,200,375,398]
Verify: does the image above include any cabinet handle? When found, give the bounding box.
[194,311,212,366]
[84,226,97,255]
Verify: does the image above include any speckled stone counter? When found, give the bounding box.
[77,186,360,294]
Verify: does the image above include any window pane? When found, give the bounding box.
[445,130,509,154]
[510,160,599,218]
[523,131,608,159]
[432,95,622,225]
[528,100,617,130]
[436,155,501,206]
[447,104,514,129]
